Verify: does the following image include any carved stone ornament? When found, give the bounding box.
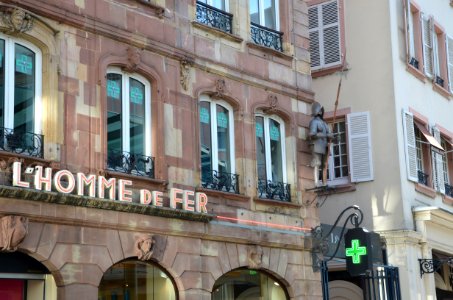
[247,245,263,269]
[0,215,29,252]
[263,94,278,113]
[215,79,227,97]
[123,47,142,73]
[0,8,34,34]
[135,235,155,261]
[180,59,192,91]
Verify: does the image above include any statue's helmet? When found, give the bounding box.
[311,101,324,116]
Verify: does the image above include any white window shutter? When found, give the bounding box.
[321,0,341,66]
[347,112,374,182]
[402,110,418,182]
[431,126,445,193]
[446,36,453,93]
[309,0,341,70]
[421,15,434,77]
[405,0,415,60]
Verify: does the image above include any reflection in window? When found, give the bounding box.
[249,0,278,30]
[98,260,176,300]
[255,114,286,183]
[212,269,288,300]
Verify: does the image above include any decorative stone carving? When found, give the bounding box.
[123,47,142,73]
[135,235,155,260]
[215,79,227,97]
[0,215,28,252]
[0,8,34,34]
[247,245,263,269]
[263,94,278,113]
[135,234,167,261]
[180,59,192,91]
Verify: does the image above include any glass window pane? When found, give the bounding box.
[216,105,230,173]
[14,44,35,133]
[263,0,276,29]
[129,78,145,155]
[211,0,225,10]
[98,261,176,300]
[255,116,267,180]
[0,39,4,127]
[107,73,122,153]
[250,0,260,24]
[200,102,212,180]
[269,119,283,182]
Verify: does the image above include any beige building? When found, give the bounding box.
[309,0,453,299]
[0,0,326,299]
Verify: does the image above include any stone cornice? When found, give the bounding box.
[413,206,453,231]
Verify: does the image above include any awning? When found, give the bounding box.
[414,122,444,151]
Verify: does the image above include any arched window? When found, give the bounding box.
[255,113,290,201]
[212,269,288,300]
[98,260,177,300]
[0,34,43,157]
[199,95,238,193]
[106,67,153,177]
[0,252,57,300]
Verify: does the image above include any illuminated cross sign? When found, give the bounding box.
[345,239,367,264]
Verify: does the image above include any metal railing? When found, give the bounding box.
[0,127,44,158]
[201,169,239,194]
[445,183,453,198]
[417,170,429,186]
[196,1,232,34]
[257,179,290,202]
[363,266,402,300]
[107,150,154,178]
[250,22,283,52]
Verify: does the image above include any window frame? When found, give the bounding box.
[325,119,349,185]
[255,112,287,184]
[198,0,229,12]
[308,0,343,71]
[0,34,42,134]
[106,66,152,157]
[249,0,280,31]
[199,95,236,176]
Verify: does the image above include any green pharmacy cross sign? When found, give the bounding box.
[345,239,367,264]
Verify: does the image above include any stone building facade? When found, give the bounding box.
[0,0,319,299]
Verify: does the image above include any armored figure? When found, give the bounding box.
[309,102,333,186]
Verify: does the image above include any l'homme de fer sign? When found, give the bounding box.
[11,162,208,214]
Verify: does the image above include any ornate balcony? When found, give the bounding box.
[257,179,291,202]
[445,183,453,198]
[196,1,232,34]
[201,169,239,194]
[107,150,154,178]
[0,127,44,158]
[417,170,429,186]
[250,22,283,52]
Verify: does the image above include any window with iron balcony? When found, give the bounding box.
[106,67,154,178]
[249,0,283,52]
[196,0,233,34]
[0,35,44,159]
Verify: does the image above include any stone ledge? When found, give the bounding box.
[246,42,294,61]
[0,185,214,222]
[415,183,436,198]
[196,187,250,202]
[192,21,243,43]
[253,197,302,208]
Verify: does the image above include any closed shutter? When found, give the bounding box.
[402,110,418,182]
[421,14,434,77]
[432,126,445,193]
[447,36,453,93]
[308,0,341,70]
[347,112,373,182]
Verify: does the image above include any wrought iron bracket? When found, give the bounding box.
[418,258,453,277]
[311,205,364,271]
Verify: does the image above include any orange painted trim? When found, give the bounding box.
[443,195,453,206]
[409,107,429,125]
[434,124,453,141]
[312,65,345,78]
[433,82,451,99]
[407,63,426,82]
[415,183,436,198]
[324,107,351,120]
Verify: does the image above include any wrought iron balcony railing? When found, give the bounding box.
[202,169,239,194]
[0,127,44,158]
[257,179,291,202]
[417,170,429,186]
[107,150,155,178]
[250,22,283,52]
[196,1,232,34]
[445,183,453,198]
